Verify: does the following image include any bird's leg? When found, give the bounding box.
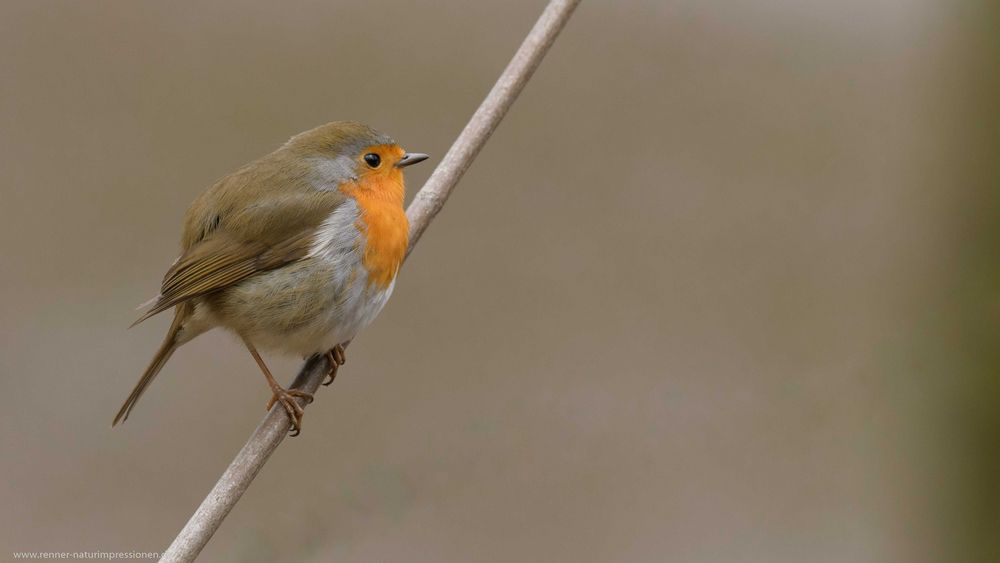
[242,337,313,436]
[322,343,347,386]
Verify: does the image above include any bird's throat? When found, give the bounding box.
[340,175,408,290]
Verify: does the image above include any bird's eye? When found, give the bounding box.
[363,153,381,168]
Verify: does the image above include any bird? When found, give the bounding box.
[113,121,428,435]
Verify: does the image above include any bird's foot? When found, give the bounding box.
[266,387,314,436]
[322,344,347,386]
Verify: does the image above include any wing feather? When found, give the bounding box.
[131,229,315,326]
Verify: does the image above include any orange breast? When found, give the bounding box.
[340,173,409,290]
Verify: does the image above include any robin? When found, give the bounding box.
[113,121,428,435]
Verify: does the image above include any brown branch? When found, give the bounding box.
[159,1,582,561]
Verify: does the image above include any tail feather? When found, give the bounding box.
[113,311,184,427]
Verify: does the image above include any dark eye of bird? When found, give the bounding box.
[363,153,381,168]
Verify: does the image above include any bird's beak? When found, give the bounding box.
[396,152,429,168]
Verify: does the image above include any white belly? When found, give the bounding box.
[314,273,395,351]
[231,270,394,358]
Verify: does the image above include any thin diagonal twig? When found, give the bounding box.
[159,1,581,560]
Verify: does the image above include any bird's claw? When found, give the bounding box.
[266,388,314,436]
[322,344,347,386]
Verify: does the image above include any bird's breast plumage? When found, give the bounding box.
[208,195,404,357]
[302,195,402,353]
[338,171,409,290]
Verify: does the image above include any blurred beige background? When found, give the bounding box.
[1,1,998,561]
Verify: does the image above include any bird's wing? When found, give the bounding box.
[131,228,317,326]
[133,166,348,326]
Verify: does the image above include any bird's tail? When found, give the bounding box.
[112,310,186,427]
